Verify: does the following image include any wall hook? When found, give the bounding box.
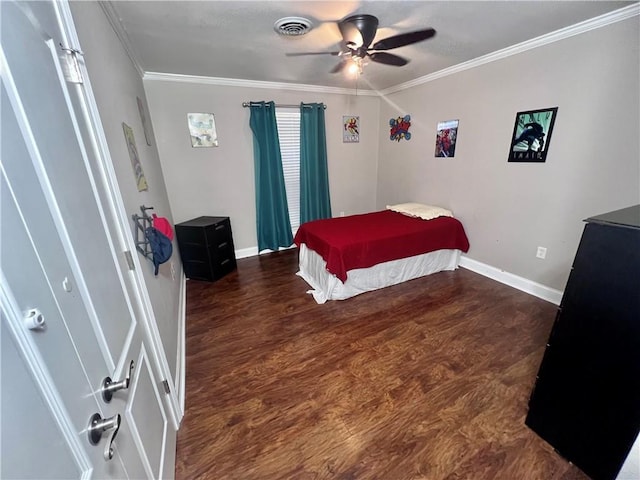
[132,205,154,260]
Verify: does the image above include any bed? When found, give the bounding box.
[293,204,470,303]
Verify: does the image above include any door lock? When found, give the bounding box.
[101,360,134,403]
[88,412,121,460]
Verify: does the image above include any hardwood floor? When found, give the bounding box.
[176,249,588,480]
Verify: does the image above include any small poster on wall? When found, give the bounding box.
[390,115,411,142]
[435,119,459,157]
[508,107,558,162]
[137,96,153,146]
[188,113,219,147]
[122,122,148,191]
[343,116,360,143]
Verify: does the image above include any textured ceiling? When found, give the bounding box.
[105,1,637,91]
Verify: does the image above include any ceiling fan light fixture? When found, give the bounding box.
[286,13,436,75]
[274,17,313,37]
[348,57,363,76]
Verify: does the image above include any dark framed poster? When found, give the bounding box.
[508,107,558,162]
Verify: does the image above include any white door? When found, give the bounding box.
[1,1,176,478]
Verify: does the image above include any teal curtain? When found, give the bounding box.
[249,101,293,251]
[300,103,332,224]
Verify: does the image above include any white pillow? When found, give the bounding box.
[386,202,453,220]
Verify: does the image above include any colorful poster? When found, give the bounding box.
[122,122,148,191]
[343,116,359,143]
[435,119,459,157]
[390,115,411,142]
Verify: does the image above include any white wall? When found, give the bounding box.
[143,80,381,251]
[618,433,640,480]
[69,3,182,382]
[376,17,640,291]
[142,16,639,293]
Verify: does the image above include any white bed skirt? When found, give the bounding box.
[296,244,462,304]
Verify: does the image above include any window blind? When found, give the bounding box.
[275,108,301,231]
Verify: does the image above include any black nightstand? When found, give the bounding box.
[175,216,236,282]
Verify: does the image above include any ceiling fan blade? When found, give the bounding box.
[330,61,349,74]
[369,52,409,67]
[338,21,363,48]
[372,28,436,51]
[339,14,378,48]
[286,51,340,57]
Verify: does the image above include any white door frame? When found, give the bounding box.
[55,1,183,428]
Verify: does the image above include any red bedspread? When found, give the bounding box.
[294,210,470,282]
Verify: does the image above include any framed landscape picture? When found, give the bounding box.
[508,107,558,162]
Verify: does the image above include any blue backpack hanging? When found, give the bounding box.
[145,226,173,275]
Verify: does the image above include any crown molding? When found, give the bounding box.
[142,72,379,96]
[99,2,638,97]
[99,1,145,78]
[380,3,640,96]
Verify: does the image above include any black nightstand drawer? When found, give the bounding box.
[211,237,234,259]
[175,216,236,282]
[182,260,212,282]
[211,256,236,280]
[206,219,231,244]
[175,225,206,245]
[178,244,208,263]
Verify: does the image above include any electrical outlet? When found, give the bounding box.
[536,246,547,259]
[340,211,345,217]
[170,262,176,281]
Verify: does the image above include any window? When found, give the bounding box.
[275,108,300,231]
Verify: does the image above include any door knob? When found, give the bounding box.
[88,412,121,460]
[101,360,134,403]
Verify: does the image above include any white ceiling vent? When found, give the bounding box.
[274,17,313,37]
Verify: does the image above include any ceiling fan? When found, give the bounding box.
[286,14,436,74]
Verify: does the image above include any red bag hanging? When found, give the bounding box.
[152,213,174,241]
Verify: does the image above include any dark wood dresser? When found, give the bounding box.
[525,205,640,480]
[175,216,236,282]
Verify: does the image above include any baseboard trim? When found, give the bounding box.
[235,246,259,259]
[235,247,564,305]
[235,245,295,259]
[176,273,186,418]
[459,256,563,305]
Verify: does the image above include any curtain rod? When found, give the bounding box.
[242,102,326,109]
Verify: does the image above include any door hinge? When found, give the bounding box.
[59,44,84,84]
[162,380,171,394]
[124,250,135,270]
